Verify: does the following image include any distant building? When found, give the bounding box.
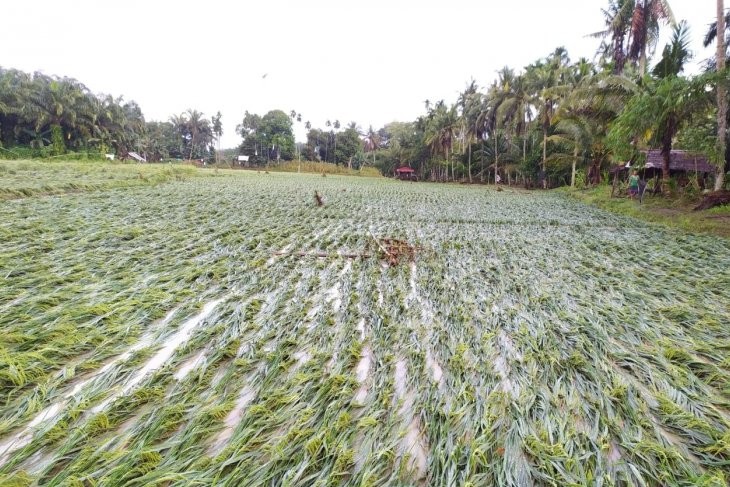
[611,150,714,192]
[613,150,713,176]
[395,166,416,180]
[642,150,713,174]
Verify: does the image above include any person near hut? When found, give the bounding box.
[628,170,640,199]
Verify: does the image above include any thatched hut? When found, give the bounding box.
[611,150,714,191]
[642,150,713,176]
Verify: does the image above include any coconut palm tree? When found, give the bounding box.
[425,102,459,181]
[333,120,341,165]
[609,23,711,193]
[628,0,675,75]
[526,53,571,187]
[457,80,481,182]
[363,125,380,166]
[325,120,331,162]
[212,111,222,163]
[186,109,206,160]
[559,71,637,186]
[589,0,636,73]
[494,72,534,176]
[703,7,730,70]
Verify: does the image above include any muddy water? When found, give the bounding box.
[174,350,207,380]
[425,350,444,388]
[91,297,226,414]
[393,358,428,481]
[353,346,373,404]
[209,386,256,455]
[0,307,185,468]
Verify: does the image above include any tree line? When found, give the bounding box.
[366,0,729,193]
[0,68,222,161]
[236,110,372,169]
[235,1,728,194]
[2,1,728,194]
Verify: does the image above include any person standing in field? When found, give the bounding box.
[628,170,640,199]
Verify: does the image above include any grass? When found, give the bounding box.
[0,165,728,486]
[0,160,200,199]
[251,160,381,177]
[561,185,730,238]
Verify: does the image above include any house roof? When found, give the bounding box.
[395,166,415,173]
[642,150,714,173]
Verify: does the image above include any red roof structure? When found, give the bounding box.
[394,166,417,181]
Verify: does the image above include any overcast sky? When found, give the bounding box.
[2,0,717,148]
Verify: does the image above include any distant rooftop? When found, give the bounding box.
[642,150,713,173]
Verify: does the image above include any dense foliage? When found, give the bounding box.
[236,110,296,165]
[0,69,217,162]
[2,0,729,190]
[361,4,730,191]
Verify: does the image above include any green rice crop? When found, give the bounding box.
[0,160,199,199]
[0,166,728,486]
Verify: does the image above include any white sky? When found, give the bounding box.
[2,0,717,148]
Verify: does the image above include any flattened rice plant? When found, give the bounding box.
[0,167,728,486]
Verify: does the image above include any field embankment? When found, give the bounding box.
[227,160,381,177]
[563,185,730,238]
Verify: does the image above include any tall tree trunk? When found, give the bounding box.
[571,146,578,187]
[447,147,452,181]
[639,48,648,77]
[523,137,527,163]
[468,143,472,183]
[480,148,485,182]
[494,136,499,185]
[542,129,547,189]
[661,136,673,194]
[716,0,727,191]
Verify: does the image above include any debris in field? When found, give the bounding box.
[314,190,324,206]
[693,190,730,211]
[272,250,371,259]
[271,233,421,266]
[368,231,421,266]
